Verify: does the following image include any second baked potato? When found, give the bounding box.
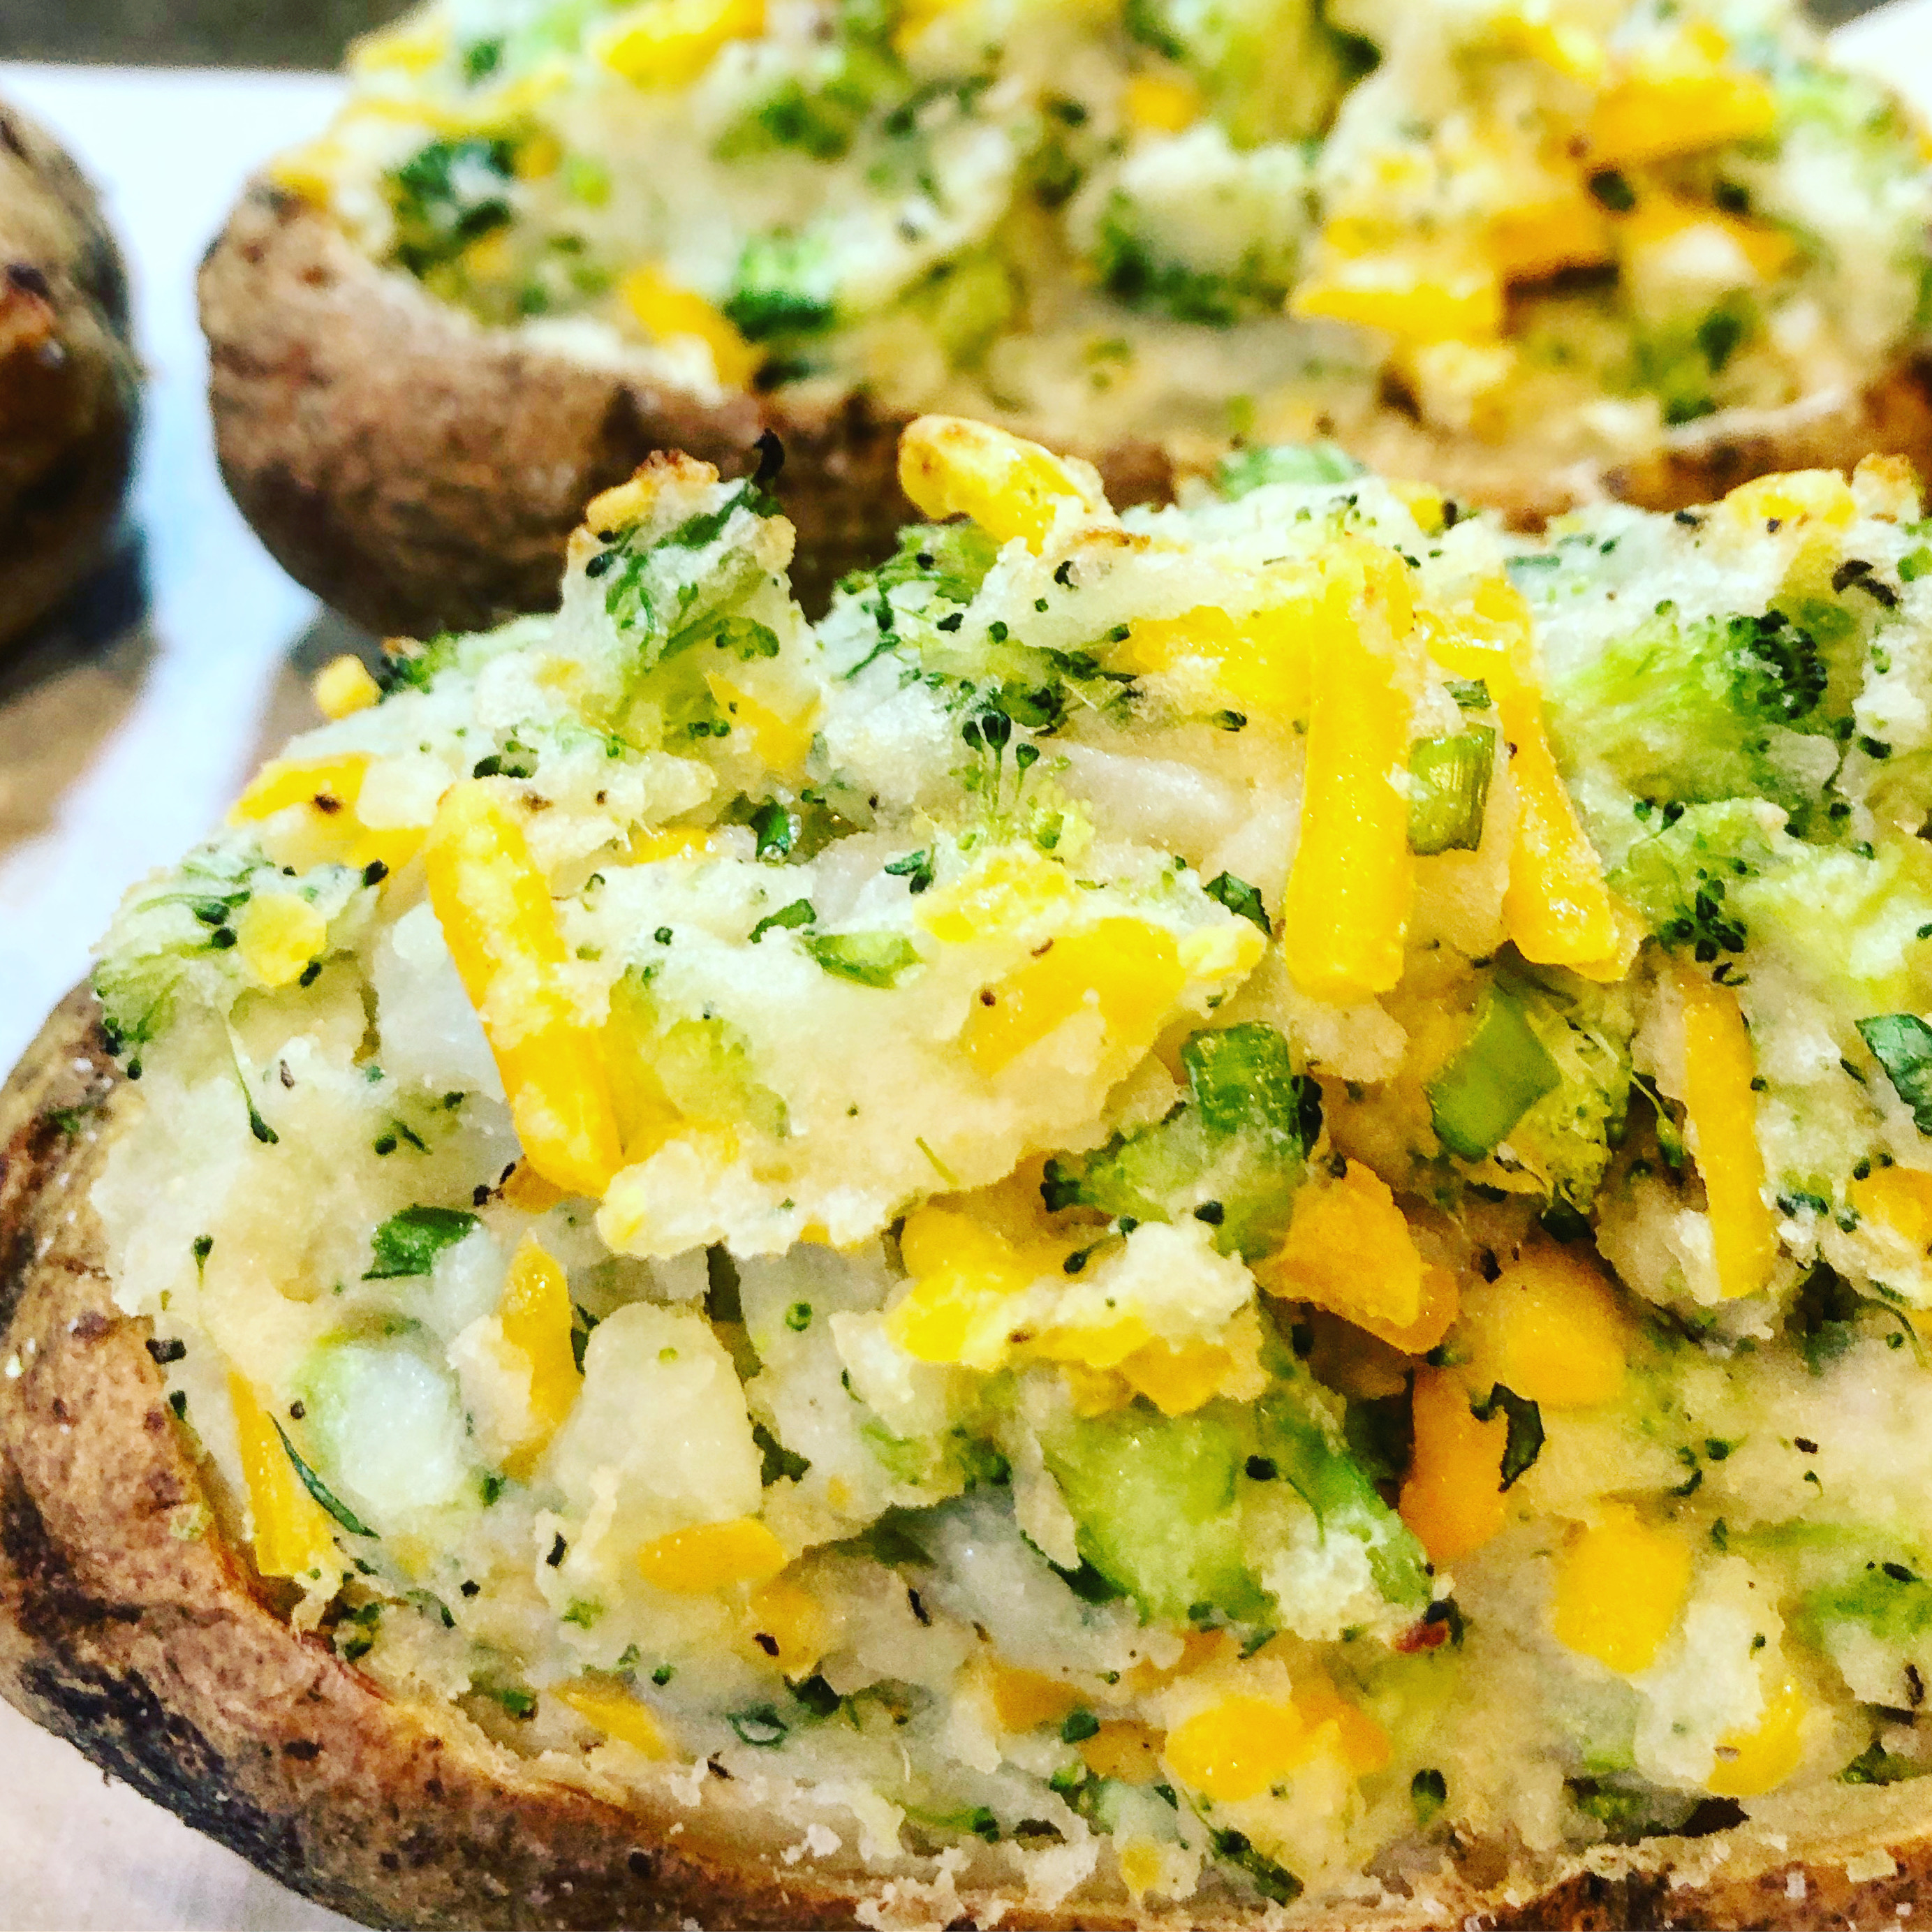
[200,0,1932,634]
[0,97,138,649]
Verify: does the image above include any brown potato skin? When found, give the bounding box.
[0,100,139,650]
[200,182,1932,642]
[7,985,1932,1931]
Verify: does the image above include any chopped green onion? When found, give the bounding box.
[1408,728,1494,856]
[802,931,922,987]
[1426,987,1560,1160]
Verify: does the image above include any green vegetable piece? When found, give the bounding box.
[386,136,515,276]
[1204,870,1271,934]
[750,800,795,859]
[790,1673,843,1717]
[728,1705,789,1747]
[703,616,781,661]
[883,848,936,894]
[1408,728,1495,856]
[725,232,836,341]
[873,521,1003,606]
[1445,678,1491,711]
[802,931,923,987]
[273,1420,376,1538]
[1469,1384,1544,1490]
[1042,1023,1318,1260]
[1213,443,1363,501]
[749,898,816,942]
[1808,1563,1932,1644]
[1426,987,1562,1161]
[364,1206,480,1281]
[1411,1767,1447,1824]
[753,1420,811,1486]
[1251,1381,1432,1609]
[1842,1739,1922,1785]
[1858,1014,1932,1134]
[1208,1829,1303,1907]
[1042,1406,1264,1624]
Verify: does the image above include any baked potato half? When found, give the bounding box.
[10,994,1932,1932]
[0,98,138,650]
[199,178,1932,639]
[22,419,1932,1926]
[200,0,1932,639]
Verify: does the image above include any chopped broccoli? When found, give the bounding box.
[725,232,839,341]
[605,972,789,1140]
[1042,1023,1320,1259]
[1042,1403,1264,1623]
[873,521,1003,605]
[1545,607,1837,824]
[1122,0,1366,145]
[1499,980,1634,1210]
[386,137,516,278]
[1610,800,1774,959]
[1093,202,1268,327]
[1040,1359,1429,1625]
[1213,442,1364,499]
[802,931,923,987]
[1626,297,1757,427]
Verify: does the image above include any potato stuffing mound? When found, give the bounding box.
[276,0,1932,478]
[89,415,1932,1912]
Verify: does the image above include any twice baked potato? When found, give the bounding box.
[0,97,139,650]
[15,418,1932,1926]
[199,0,1932,638]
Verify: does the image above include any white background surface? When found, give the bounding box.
[1,10,1930,1926]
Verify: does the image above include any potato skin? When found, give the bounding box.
[0,100,139,651]
[6,987,1932,1932]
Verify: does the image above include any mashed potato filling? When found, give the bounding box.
[91,418,1932,1910]
[272,0,1932,478]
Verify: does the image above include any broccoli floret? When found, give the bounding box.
[907,251,1017,367]
[1616,806,1932,1017]
[1609,799,1776,959]
[1625,296,1757,426]
[1043,1023,1320,1260]
[1501,980,1635,1211]
[1546,606,1838,824]
[715,39,901,163]
[1426,974,1632,1209]
[1093,205,1264,327]
[588,478,780,683]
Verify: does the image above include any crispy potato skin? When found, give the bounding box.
[0,101,140,651]
[7,986,1932,1931]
